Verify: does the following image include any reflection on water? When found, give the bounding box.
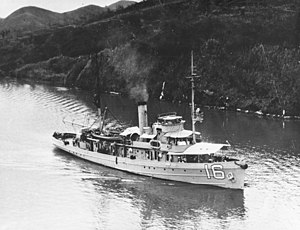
[54,147,245,230]
[0,79,300,230]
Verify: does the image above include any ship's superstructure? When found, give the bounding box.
[52,52,248,189]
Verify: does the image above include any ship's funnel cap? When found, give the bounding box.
[137,101,147,106]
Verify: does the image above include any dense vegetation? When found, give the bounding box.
[1,0,300,115]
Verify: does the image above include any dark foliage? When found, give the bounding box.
[2,0,300,115]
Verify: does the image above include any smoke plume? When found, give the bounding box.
[129,82,149,102]
[110,43,154,102]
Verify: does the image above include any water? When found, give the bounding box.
[0,79,300,230]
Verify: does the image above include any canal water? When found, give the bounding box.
[0,78,299,230]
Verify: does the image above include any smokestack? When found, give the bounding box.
[138,101,148,134]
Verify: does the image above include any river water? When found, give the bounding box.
[0,78,299,230]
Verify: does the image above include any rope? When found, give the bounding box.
[106,107,123,125]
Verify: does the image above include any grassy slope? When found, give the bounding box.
[0,7,65,31]
[108,1,137,11]
[0,5,106,34]
[3,0,300,115]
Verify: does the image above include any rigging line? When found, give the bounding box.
[106,107,123,125]
[79,110,101,130]
[87,116,100,129]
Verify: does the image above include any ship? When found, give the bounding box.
[52,52,248,189]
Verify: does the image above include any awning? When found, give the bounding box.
[120,126,140,136]
[164,130,200,138]
[168,142,230,155]
[159,115,182,120]
[140,133,156,139]
[185,142,230,155]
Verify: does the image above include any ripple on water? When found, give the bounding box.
[1,80,300,230]
[240,145,300,198]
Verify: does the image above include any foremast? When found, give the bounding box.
[187,50,199,143]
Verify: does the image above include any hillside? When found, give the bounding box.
[1,0,300,116]
[63,5,106,24]
[0,5,106,33]
[0,6,64,31]
[0,1,137,34]
[108,1,137,11]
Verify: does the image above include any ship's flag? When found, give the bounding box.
[159,81,165,100]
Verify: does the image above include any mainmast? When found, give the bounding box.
[187,50,199,143]
[93,53,103,131]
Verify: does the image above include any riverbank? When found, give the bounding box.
[2,1,300,116]
[203,105,300,120]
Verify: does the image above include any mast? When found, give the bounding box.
[93,53,102,131]
[98,107,102,129]
[187,50,199,143]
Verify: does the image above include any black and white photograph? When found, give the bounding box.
[0,0,299,229]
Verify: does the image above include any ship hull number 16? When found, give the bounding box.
[204,164,225,179]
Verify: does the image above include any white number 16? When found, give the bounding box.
[204,164,225,179]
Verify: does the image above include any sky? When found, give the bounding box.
[0,0,140,18]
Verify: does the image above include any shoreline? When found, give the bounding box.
[202,105,300,121]
[3,76,300,121]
